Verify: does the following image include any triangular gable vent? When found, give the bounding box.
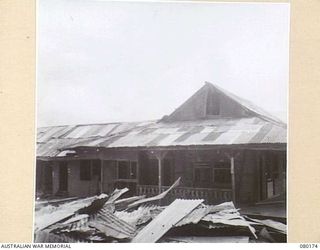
[161,82,285,126]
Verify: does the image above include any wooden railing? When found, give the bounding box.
[137,185,232,204]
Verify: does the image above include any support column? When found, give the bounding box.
[151,150,167,195]
[100,159,103,194]
[157,157,162,194]
[230,156,236,204]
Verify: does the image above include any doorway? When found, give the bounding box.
[59,162,68,191]
[43,165,53,193]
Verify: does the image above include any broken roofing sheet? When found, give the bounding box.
[127,177,181,209]
[131,199,204,243]
[34,195,108,232]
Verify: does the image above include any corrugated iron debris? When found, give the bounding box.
[34,180,286,243]
[131,198,204,243]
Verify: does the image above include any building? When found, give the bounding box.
[36,82,287,206]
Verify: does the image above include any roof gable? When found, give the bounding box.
[162,82,285,126]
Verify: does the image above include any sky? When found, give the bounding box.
[37,0,290,127]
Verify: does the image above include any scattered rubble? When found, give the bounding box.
[34,179,287,243]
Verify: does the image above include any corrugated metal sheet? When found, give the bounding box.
[131,199,203,243]
[37,138,89,157]
[89,207,136,239]
[35,196,98,232]
[114,205,160,227]
[38,126,75,143]
[37,117,286,157]
[34,230,84,243]
[175,201,238,227]
[175,204,208,227]
[63,124,120,138]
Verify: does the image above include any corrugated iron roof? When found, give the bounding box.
[68,117,286,148]
[37,82,286,158]
[37,117,286,157]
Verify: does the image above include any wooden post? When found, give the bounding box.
[151,150,167,195]
[158,157,162,195]
[230,156,236,204]
[100,159,103,194]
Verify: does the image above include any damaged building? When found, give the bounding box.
[36,82,287,207]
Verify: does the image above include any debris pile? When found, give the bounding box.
[34,179,286,243]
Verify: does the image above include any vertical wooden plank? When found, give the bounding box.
[158,157,162,194]
[136,153,140,195]
[261,153,267,200]
[100,159,103,193]
[256,151,261,202]
[230,156,236,203]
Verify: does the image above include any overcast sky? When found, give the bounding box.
[37,0,290,127]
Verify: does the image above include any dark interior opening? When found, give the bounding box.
[59,162,68,191]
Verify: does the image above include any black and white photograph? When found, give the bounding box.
[34,0,289,243]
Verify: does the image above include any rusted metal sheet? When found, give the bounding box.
[131,199,203,243]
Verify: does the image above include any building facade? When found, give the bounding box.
[36,83,287,205]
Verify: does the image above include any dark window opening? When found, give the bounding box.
[140,158,158,185]
[266,153,280,180]
[193,162,212,188]
[130,162,137,179]
[206,91,220,115]
[44,166,53,192]
[117,161,137,180]
[213,169,231,184]
[213,161,231,186]
[92,159,101,180]
[80,160,91,181]
[59,162,68,191]
[118,161,130,179]
[193,161,231,188]
[163,159,174,186]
